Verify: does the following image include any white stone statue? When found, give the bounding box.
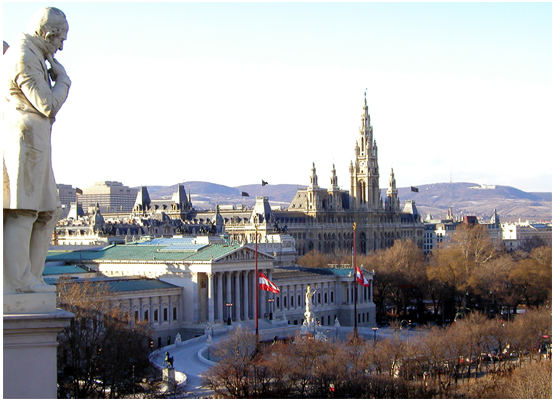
[304,284,316,322]
[174,333,182,345]
[3,7,71,293]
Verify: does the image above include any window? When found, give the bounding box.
[154,309,159,322]
[163,308,168,321]
[144,310,149,321]
[157,337,162,348]
[327,315,331,325]
[134,310,139,322]
[284,296,287,307]
[298,295,301,306]
[331,291,334,303]
[173,307,177,320]
[277,297,280,308]
[167,336,171,345]
[291,296,294,307]
[317,293,321,304]
[324,293,328,303]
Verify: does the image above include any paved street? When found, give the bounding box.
[152,322,425,398]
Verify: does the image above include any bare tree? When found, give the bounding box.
[56,278,152,398]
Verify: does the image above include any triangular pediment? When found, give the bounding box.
[213,245,275,263]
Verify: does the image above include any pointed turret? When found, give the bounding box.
[133,186,151,212]
[385,168,400,211]
[386,168,397,197]
[308,162,319,189]
[67,201,84,220]
[251,197,272,225]
[172,184,189,210]
[330,164,339,191]
[490,208,500,225]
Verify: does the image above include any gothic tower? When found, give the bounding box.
[350,92,381,210]
[328,164,342,210]
[385,168,400,211]
[307,162,320,211]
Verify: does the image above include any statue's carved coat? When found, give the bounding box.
[3,33,71,211]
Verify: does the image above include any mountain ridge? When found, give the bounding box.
[142,181,551,222]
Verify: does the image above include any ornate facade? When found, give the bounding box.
[218,94,424,255]
[54,95,424,256]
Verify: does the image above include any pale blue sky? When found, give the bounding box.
[2,2,552,192]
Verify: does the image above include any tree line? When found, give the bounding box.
[297,223,551,324]
[204,306,551,398]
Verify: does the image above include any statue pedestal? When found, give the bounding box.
[4,292,56,314]
[4,303,73,399]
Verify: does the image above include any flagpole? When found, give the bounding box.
[353,222,358,339]
[254,223,259,342]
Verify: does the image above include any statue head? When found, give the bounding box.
[30,7,68,56]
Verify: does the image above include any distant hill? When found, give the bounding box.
[146,181,241,199]
[391,183,551,222]
[142,181,551,222]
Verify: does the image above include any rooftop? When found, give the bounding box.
[276,265,357,277]
[43,264,90,276]
[46,241,246,263]
[45,276,181,293]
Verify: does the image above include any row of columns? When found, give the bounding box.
[346,279,374,304]
[276,281,336,312]
[204,270,273,324]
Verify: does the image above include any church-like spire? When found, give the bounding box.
[386,168,397,196]
[309,162,319,189]
[350,91,381,210]
[385,168,399,211]
[490,208,500,225]
[330,164,338,190]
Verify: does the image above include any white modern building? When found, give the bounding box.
[502,221,552,251]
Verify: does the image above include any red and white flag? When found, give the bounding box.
[355,265,370,287]
[259,272,280,294]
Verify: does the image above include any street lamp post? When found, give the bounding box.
[352,222,358,339]
[267,298,275,320]
[225,302,233,325]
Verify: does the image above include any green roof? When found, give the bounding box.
[43,264,89,276]
[102,278,180,292]
[46,243,244,263]
[280,265,354,277]
[47,277,180,293]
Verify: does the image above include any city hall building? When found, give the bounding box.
[131,94,424,255]
[54,95,424,257]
